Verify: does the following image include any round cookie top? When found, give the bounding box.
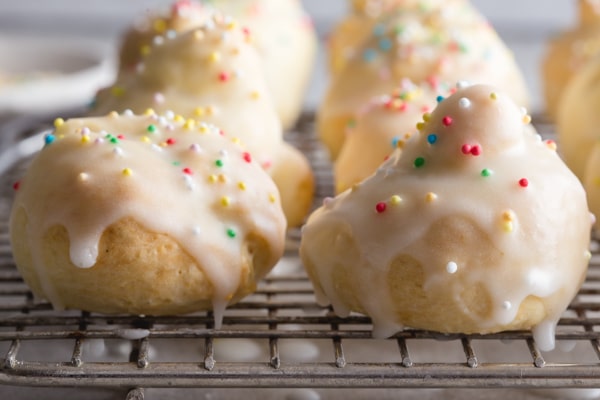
[94,14,282,168]
[10,112,286,321]
[334,79,450,193]
[302,84,590,350]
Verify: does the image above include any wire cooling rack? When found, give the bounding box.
[1,114,600,399]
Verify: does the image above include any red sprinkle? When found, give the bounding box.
[117,134,126,140]
[519,178,529,188]
[12,181,20,191]
[442,116,453,126]
[183,168,193,175]
[461,144,472,155]
[218,71,230,82]
[243,152,252,163]
[375,202,387,213]
[470,145,482,156]
[166,138,176,145]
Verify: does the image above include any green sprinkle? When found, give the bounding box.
[414,157,425,168]
[215,159,224,168]
[481,168,493,177]
[226,228,236,238]
[147,124,157,133]
[172,161,181,166]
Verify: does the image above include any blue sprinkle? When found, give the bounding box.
[44,134,55,146]
[427,134,438,144]
[373,23,386,36]
[363,48,377,62]
[379,38,393,52]
[391,136,400,148]
[436,95,445,103]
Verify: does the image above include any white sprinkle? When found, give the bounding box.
[153,92,165,104]
[166,29,177,39]
[520,106,528,116]
[502,301,512,310]
[94,138,104,145]
[219,149,228,157]
[591,212,597,225]
[446,261,458,274]
[113,147,123,156]
[165,110,175,120]
[189,143,201,152]
[153,35,164,46]
[158,116,168,126]
[323,197,334,207]
[192,226,201,236]
[458,97,471,109]
[123,109,134,117]
[456,80,471,89]
[151,144,163,152]
[184,174,195,191]
[81,126,91,135]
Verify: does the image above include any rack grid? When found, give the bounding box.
[1,114,599,398]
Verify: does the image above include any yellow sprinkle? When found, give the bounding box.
[422,113,431,122]
[390,195,402,205]
[221,196,231,206]
[80,135,90,144]
[144,108,155,116]
[425,192,438,202]
[502,210,514,222]
[53,117,65,128]
[269,193,277,203]
[153,19,167,34]
[122,168,132,176]
[108,111,119,118]
[111,86,125,97]
[226,21,237,30]
[416,122,425,131]
[522,115,532,124]
[199,124,208,133]
[396,140,405,149]
[174,114,185,123]
[218,174,227,183]
[193,30,205,41]
[238,182,247,190]
[490,92,498,100]
[502,221,514,233]
[209,51,221,62]
[194,107,205,117]
[141,136,151,143]
[208,174,217,183]
[231,137,241,145]
[251,91,260,99]
[140,45,152,56]
[184,119,196,130]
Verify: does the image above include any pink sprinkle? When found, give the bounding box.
[442,116,453,126]
[189,144,201,152]
[117,134,126,140]
[375,202,387,213]
[183,168,193,175]
[519,178,529,188]
[242,152,252,163]
[218,71,230,82]
[262,160,272,170]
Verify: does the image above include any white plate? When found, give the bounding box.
[0,34,116,114]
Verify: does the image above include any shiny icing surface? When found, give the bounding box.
[10,113,286,326]
[118,0,316,129]
[334,79,446,193]
[302,84,591,351]
[96,16,282,169]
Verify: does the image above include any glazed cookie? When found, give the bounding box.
[318,3,529,160]
[10,113,287,326]
[118,0,317,130]
[96,16,314,227]
[542,0,600,118]
[301,84,591,351]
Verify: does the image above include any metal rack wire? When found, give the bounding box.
[1,114,600,398]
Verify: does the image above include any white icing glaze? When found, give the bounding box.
[10,113,286,327]
[302,85,591,350]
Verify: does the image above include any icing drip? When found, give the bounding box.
[11,113,286,327]
[302,84,591,348]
